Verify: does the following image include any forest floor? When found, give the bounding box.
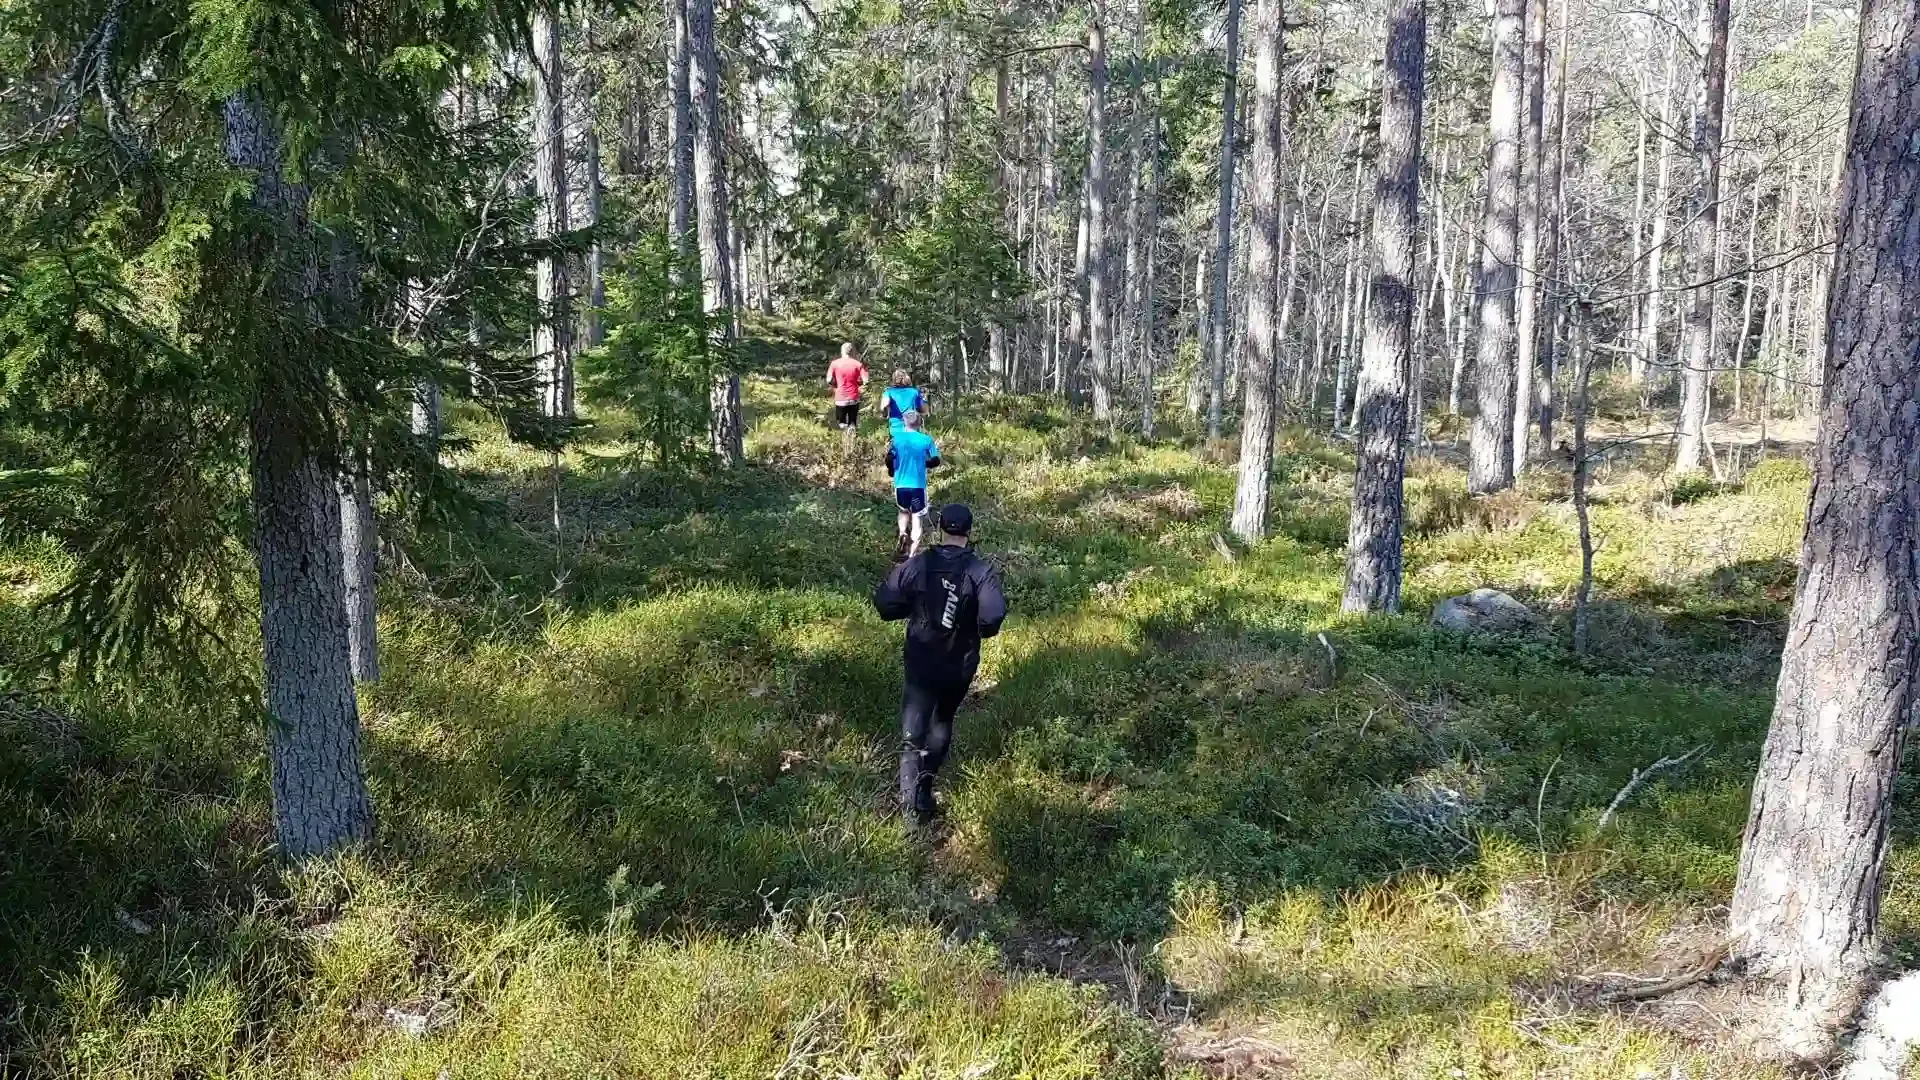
[3,323,1912,1078]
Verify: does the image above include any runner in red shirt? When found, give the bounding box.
[826,342,869,454]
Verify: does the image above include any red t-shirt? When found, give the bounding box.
[827,357,868,405]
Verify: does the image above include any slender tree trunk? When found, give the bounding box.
[1141,87,1164,436]
[1189,246,1210,415]
[338,448,378,684]
[667,0,695,253]
[1088,6,1115,421]
[1540,0,1568,447]
[532,2,574,418]
[1675,0,1731,473]
[1729,1,1920,1052]
[1629,65,1650,373]
[1229,0,1287,540]
[1570,298,1594,654]
[1207,0,1244,440]
[406,276,441,444]
[689,0,741,462]
[583,126,606,349]
[1734,181,1761,416]
[1332,161,1363,432]
[1512,0,1545,473]
[989,58,1011,392]
[1448,212,1475,415]
[224,93,373,860]
[1468,0,1524,494]
[1344,0,1425,612]
[1639,36,1678,386]
[1277,175,1304,407]
[1067,183,1089,395]
[1300,180,1336,404]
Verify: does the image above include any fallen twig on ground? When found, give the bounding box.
[1596,744,1708,833]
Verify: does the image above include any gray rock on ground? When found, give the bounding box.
[1430,588,1542,634]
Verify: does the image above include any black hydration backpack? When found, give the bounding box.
[914,551,978,655]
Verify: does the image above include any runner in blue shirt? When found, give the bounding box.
[881,370,926,478]
[890,410,941,559]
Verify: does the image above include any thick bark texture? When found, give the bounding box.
[1726,0,1920,1055]
[532,3,574,418]
[666,0,695,252]
[1087,8,1114,421]
[1206,0,1243,440]
[690,0,742,462]
[225,93,373,860]
[1674,0,1730,473]
[1343,0,1424,612]
[1468,0,1524,494]
[1228,0,1286,541]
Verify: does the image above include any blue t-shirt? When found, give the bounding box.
[891,429,939,490]
[883,387,926,433]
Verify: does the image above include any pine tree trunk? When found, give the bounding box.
[1467,0,1524,494]
[338,448,378,684]
[1206,0,1244,440]
[1087,6,1115,422]
[1675,0,1730,473]
[224,93,373,860]
[1228,0,1287,541]
[1344,0,1425,613]
[1639,36,1678,386]
[690,0,742,462]
[532,2,574,419]
[1728,1,1920,1051]
[667,0,695,252]
[1511,0,1544,474]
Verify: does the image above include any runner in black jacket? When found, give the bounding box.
[872,503,1007,824]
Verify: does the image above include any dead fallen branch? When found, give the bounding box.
[1595,744,1708,833]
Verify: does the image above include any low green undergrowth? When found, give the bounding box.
[1,345,1883,1077]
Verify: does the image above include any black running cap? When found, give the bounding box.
[938,503,974,535]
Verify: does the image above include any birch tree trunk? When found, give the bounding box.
[1468,0,1524,495]
[1728,0,1920,1053]
[1206,0,1244,440]
[1344,0,1425,613]
[225,93,373,860]
[1087,6,1115,422]
[690,0,742,462]
[1228,0,1287,541]
[1675,0,1731,474]
[1638,36,1678,385]
[1628,64,1650,372]
[532,1,574,418]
